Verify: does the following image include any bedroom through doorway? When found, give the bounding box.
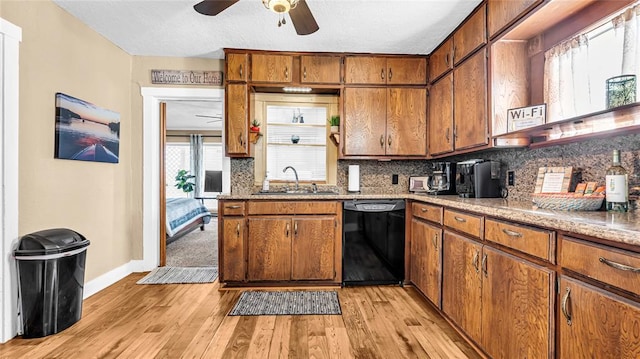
[162,99,224,268]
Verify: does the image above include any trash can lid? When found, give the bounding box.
[14,228,90,257]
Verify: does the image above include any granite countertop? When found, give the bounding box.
[218,192,640,247]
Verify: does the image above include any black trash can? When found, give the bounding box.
[14,228,90,338]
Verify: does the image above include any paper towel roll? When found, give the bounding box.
[348,165,360,192]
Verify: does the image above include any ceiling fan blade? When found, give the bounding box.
[206,119,223,123]
[193,0,239,16]
[289,0,319,35]
[196,114,222,118]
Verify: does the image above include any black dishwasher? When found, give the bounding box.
[342,200,405,286]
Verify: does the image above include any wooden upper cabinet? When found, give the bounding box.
[428,73,454,156]
[429,38,453,83]
[300,55,341,84]
[386,87,427,155]
[225,83,249,156]
[453,4,487,65]
[487,0,541,38]
[226,53,248,82]
[343,87,387,156]
[344,56,387,85]
[453,49,489,150]
[386,57,427,85]
[250,54,293,83]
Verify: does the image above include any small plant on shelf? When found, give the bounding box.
[250,119,261,132]
[329,115,340,133]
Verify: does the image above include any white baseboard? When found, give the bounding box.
[83,260,148,299]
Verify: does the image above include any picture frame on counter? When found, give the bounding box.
[534,166,573,193]
[507,104,546,132]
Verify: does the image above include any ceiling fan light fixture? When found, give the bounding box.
[262,0,299,14]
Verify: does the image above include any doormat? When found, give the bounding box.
[228,291,341,316]
[136,266,218,284]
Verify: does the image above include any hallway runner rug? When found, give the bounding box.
[137,266,218,284]
[228,291,342,316]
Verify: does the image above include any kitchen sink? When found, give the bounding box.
[253,189,338,195]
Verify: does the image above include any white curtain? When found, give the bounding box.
[613,3,640,101]
[544,34,593,123]
[190,134,204,198]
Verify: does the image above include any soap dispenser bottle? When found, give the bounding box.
[262,171,270,192]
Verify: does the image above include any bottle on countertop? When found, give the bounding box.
[605,149,629,212]
[262,171,270,192]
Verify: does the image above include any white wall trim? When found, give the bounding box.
[0,17,22,343]
[83,260,145,299]
[141,87,226,271]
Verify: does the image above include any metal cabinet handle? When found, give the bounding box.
[226,205,241,209]
[239,64,243,78]
[381,68,385,80]
[238,134,245,148]
[502,228,523,238]
[388,135,392,147]
[454,216,466,223]
[482,253,488,277]
[420,207,428,213]
[236,223,240,237]
[380,135,384,148]
[432,233,438,250]
[388,68,392,80]
[453,126,458,139]
[561,287,572,326]
[599,257,640,273]
[445,53,449,67]
[303,66,307,79]
[472,251,479,273]
[294,222,298,236]
[286,223,290,237]
[445,128,450,143]
[285,66,289,79]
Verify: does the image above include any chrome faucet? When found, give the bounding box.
[283,166,299,191]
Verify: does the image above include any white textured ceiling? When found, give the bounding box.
[53,0,482,59]
[166,100,223,130]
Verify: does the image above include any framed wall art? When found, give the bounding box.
[54,92,120,163]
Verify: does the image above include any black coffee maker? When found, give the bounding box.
[426,162,456,195]
[456,160,502,198]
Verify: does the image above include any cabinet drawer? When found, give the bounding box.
[562,236,640,296]
[221,201,245,216]
[411,202,443,224]
[248,201,338,215]
[443,209,483,238]
[485,219,555,262]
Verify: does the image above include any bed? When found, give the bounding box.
[166,197,212,244]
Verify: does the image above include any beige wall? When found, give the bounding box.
[2,0,224,279]
[2,0,133,280]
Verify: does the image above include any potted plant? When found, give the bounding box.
[175,169,195,193]
[329,115,340,133]
[250,119,261,132]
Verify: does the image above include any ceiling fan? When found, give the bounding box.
[193,0,319,35]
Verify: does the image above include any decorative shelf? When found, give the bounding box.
[329,133,340,146]
[493,103,640,149]
[249,131,262,144]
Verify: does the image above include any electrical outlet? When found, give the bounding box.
[392,174,399,185]
[507,171,515,186]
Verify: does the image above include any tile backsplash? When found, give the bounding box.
[230,133,640,203]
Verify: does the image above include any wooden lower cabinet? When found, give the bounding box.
[410,218,442,307]
[443,230,554,358]
[220,217,245,282]
[247,215,336,281]
[559,276,640,359]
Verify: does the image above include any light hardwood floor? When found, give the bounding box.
[0,273,480,359]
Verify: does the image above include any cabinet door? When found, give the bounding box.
[221,217,245,282]
[251,54,293,83]
[453,4,487,65]
[429,38,453,83]
[482,246,554,359]
[428,73,454,156]
[291,216,335,280]
[487,0,541,38]
[410,218,442,307]
[387,57,427,85]
[226,53,248,82]
[442,231,482,343]
[247,217,291,281]
[344,56,387,85]
[559,276,640,359]
[225,83,249,156]
[343,87,387,156]
[386,88,427,156]
[453,49,488,150]
[300,55,342,84]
